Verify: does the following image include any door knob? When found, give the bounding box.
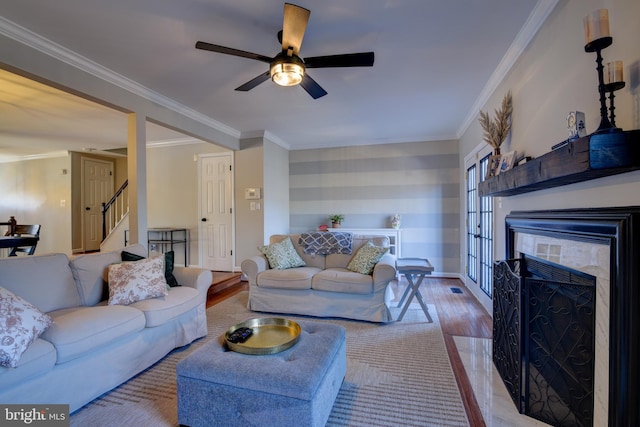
[85,207,91,211]
[201,218,207,222]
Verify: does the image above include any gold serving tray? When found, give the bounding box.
[224,317,301,355]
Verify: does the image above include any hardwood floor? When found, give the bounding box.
[417,277,492,427]
[206,271,244,308]
[205,274,492,426]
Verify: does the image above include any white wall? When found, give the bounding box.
[459,0,640,312]
[0,155,72,255]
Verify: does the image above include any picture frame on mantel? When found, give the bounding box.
[485,155,502,179]
[498,151,517,174]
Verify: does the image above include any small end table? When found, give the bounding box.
[395,258,434,322]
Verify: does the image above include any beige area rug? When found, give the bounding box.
[71,292,469,427]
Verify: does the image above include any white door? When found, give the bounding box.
[464,146,494,298]
[199,154,234,271]
[82,158,114,252]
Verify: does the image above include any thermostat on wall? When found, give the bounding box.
[245,188,261,200]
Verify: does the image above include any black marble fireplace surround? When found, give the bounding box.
[493,207,640,427]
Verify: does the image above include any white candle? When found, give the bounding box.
[583,9,610,45]
[605,61,624,84]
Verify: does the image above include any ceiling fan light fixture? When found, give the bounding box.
[270,56,305,87]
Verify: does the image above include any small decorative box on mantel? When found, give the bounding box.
[589,131,638,169]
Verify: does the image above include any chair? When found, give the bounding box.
[4,224,41,256]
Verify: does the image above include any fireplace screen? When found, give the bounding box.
[494,256,596,427]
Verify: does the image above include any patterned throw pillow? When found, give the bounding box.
[108,257,168,305]
[0,286,54,368]
[347,241,389,275]
[121,250,179,288]
[258,237,306,270]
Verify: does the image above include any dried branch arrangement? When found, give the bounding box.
[478,91,513,152]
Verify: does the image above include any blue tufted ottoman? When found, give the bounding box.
[176,320,346,427]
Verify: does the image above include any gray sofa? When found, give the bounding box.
[0,244,212,412]
[241,234,396,323]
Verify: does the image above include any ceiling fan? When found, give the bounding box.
[195,3,374,99]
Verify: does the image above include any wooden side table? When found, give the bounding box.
[395,258,434,322]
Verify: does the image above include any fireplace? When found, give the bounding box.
[493,207,640,427]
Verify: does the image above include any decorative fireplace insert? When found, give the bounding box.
[493,207,640,427]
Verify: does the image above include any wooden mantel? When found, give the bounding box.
[479,130,640,197]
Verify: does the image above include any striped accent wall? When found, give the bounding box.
[289,140,460,274]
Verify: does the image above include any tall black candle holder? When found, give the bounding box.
[604,81,625,128]
[584,36,618,133]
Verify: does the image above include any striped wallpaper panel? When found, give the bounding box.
[289,140,460,273]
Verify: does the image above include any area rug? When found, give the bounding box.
[71,292,469,427]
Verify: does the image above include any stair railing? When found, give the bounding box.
[102,180,129,241]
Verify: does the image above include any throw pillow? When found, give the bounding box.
[258,237,306,270]
[0,286,54,368]
[347,241,389,275]
[108,257,169,305]
[121,250,179,288]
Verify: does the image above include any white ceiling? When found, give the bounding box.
[0,0,551,161]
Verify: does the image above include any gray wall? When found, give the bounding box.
[289,140,460,274]
[146,141,228,266]
[458,0,640,312]
[234,140,265,265]
[263,139,290,239]
[234,137,291,267]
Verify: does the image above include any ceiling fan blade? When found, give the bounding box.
[304,52,375,68]
[235,71,271,92]
[300,74,328,99]
[281,3,310,55]
[195,41,272,63]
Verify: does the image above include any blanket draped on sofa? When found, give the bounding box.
[299,232,353,255]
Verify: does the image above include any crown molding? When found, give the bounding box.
[291,134,458,151]
[240,130,291,150]
[0,139,210,163]
[262,130,290,150]
[147,137,203,149]
[0,150,69,164]
[0,16,240,140]
[456,0,561,138]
